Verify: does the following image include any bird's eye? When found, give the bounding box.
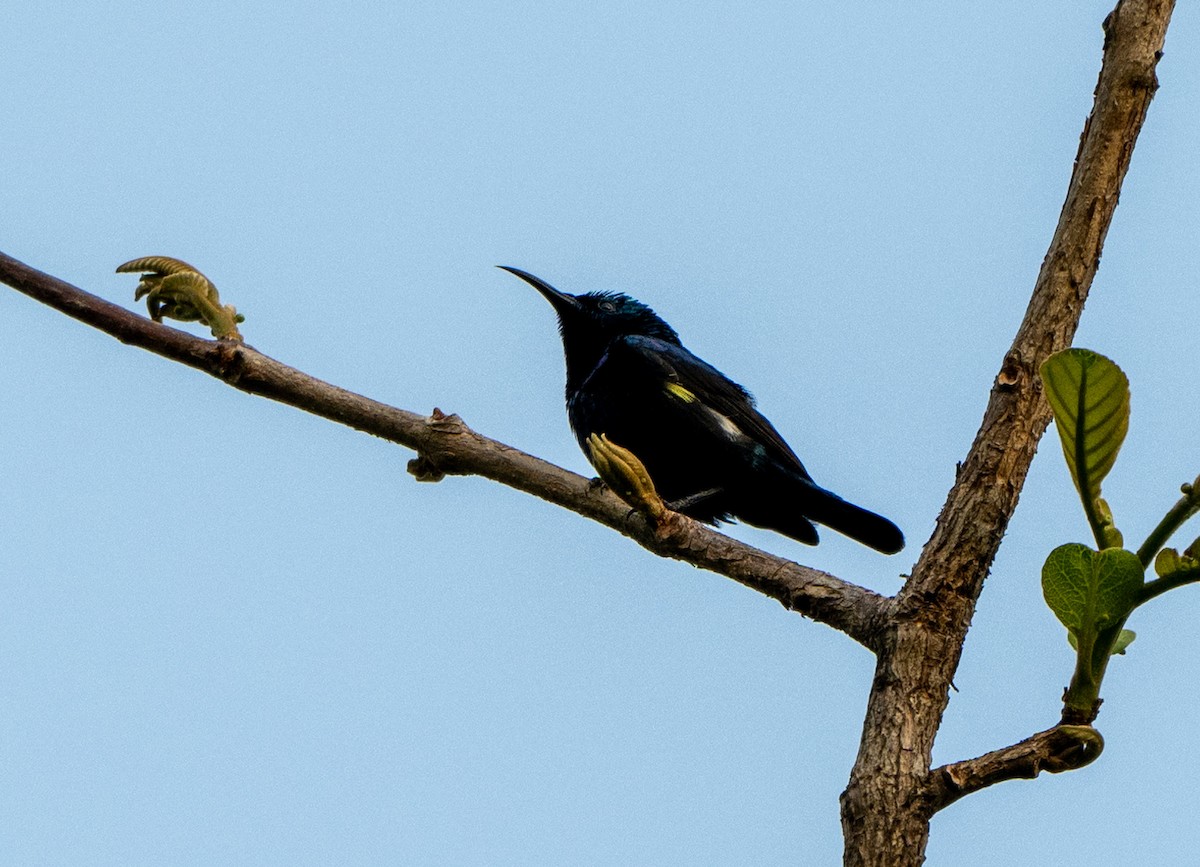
[598,300,617,313]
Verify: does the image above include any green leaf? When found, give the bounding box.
[1111,629,1136,655]
[1041,349,1130,509]
[1155,547,1181,577]
[1042,544,1142,636]
[1154,546,1200,579]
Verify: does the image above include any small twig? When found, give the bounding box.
[1137,564,1200,607]
[1135,478,1200,568]
[924,725,1104,813]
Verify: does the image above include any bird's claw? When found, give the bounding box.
[586,433,667,523]
[116,256,245,340]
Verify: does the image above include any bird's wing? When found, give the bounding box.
[612,335,812,480]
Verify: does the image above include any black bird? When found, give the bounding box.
[502,266,904,554]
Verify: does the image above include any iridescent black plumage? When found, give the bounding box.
[503,266,903,554]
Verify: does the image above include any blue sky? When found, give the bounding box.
[3,2,1200,864]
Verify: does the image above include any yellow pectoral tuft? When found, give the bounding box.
[665,382,697,403]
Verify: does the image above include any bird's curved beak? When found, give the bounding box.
[497,266,581,316]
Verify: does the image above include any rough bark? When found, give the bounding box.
[839,1,1174,863]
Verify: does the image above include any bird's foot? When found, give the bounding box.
[586,433,667,523]
[665,487,722,513]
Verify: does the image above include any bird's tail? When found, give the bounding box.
[796,480,904,554]
[733,472,904,554]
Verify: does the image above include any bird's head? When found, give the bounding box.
[500,266,679,349]
[501,266,681,392]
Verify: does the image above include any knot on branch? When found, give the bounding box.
[646,509,697,545]
[996,351,1026,392]
[407,408,467,482]
[407,455,445,482]
[212,340,250,385]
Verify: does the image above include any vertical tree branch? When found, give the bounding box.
[840,1,1175,863]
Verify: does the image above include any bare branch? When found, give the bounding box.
[0,249,893,649]
[842,1,1176,863]
[924,725,1104,813]
[902,0,1174,618]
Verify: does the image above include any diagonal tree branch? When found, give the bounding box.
[841,1,1176,863]
[901,0,1173,619]
[0,249,893,649]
